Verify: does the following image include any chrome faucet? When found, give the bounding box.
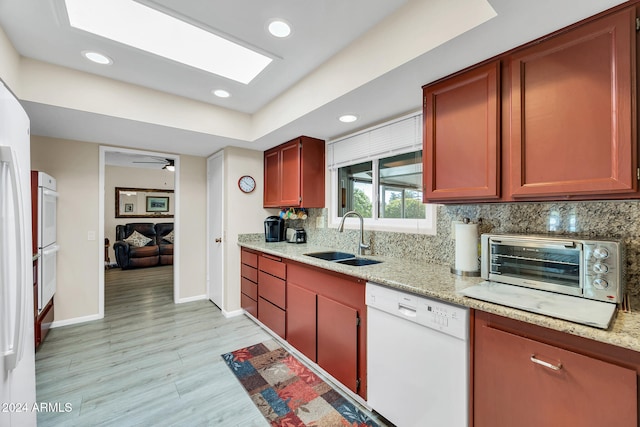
[338,210,371,256]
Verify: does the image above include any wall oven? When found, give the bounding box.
[36,172,58,312]
[460,234,625,329]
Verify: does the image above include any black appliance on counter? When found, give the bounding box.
[264,216,285,242]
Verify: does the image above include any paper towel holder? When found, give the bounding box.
[451,217,481,277]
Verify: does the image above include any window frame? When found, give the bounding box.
[328,152,436,235]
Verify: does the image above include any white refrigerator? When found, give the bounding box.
[0,80,37,426]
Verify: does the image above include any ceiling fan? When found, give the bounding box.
[133,157,175,171]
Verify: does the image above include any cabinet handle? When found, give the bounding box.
[530,354,562,371]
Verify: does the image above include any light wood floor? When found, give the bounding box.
[35,266,273,426]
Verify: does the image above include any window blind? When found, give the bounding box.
[327,112,422,170]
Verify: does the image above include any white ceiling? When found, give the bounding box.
[0,0,628,159]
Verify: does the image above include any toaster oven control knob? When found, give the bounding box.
[593,247,609,259]
[593,278,609,289]
[593,263,609,274]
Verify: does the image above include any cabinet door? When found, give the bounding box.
[474,323,637,427]
[509,8,636,198]
[286,282,317,361]
[279,140,302,207]
[263,147,281,207]
[424,61,501,201]
[317,295,359,393]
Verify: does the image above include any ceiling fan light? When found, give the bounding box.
[165,164,175,172]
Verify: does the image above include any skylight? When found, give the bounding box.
[65,0,273,84]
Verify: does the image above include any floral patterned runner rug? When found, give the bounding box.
[222,340,379,427]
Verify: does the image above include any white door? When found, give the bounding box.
[207,152,224,308]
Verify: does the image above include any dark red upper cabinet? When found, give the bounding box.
[509,7,636,199]
[423,61,501,202]
[263,136,325,208]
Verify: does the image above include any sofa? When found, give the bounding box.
[113,222,174,269]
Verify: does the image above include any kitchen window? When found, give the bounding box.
[328,112,436,234]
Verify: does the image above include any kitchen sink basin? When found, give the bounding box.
[304,251,382,266]
[336,258,382,266]
[304,251,356,261]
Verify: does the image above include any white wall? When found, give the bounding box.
[104,165,175,263]
[0,25,21,94]
[177,154,207,301]
[31,136,208,322]
[31,136,101,321]
[223,147,276,311]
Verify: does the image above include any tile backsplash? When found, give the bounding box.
[241,200,640,297]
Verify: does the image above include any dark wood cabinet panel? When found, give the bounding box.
[258,297,286,338]
[240,277,257,301]
[263,136,325,208]
[509,8,636,198]
[240,248,259,317]
[279,141,302,206]
[258,271,286,309]
[258,254,286,280]
[474,312,639,427]
[287,261,366,398]
[423,61,501,201]
[240,264,257,283]
[286,282,317,361]
[263,149,280,207]
[241,293,257,318]
[317,295,359,394]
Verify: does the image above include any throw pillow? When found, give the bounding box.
[163,230,174,243]
[124,230,152,247]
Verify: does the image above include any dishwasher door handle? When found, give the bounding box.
[398,304,417,317]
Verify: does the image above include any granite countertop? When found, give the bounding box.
[238,240,640,354]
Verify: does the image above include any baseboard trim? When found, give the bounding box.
[222,308,245,318]
[176,294,207,304]
[51,313,103,328]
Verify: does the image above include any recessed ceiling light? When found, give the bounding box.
[339,114,358,123]
[65,0,272,84]
[82,50,112,65]
[268,20,292,38]
[212,89,231,98]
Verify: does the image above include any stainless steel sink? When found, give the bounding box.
[336,258,382,266]
[304,251,382,266]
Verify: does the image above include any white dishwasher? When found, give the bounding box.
[366,282,469,427]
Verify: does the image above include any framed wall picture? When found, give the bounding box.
[115,187,174,218]
[146,196,170,212]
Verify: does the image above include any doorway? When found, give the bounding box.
[207,151,224,308]
[98,146,179,317]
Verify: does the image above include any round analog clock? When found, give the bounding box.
[238,175,256,193]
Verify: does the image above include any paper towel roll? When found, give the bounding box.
[455,222,479,272]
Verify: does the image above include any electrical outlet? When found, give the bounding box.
[88,230,96,241]
[316,216,324,228]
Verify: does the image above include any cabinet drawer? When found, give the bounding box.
[241,264,258,283]
[241,277,258,301]
[258,297,285,338]
[259,255,286,279]
[241,293,257,318]
[241,249,258,268]
[258,271,286,309]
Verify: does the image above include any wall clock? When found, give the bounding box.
[238,175,256,193]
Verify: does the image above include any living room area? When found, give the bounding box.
[104,151,175,277]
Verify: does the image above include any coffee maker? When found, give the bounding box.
[264,216,285,242]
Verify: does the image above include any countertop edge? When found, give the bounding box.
[238,241,640,354]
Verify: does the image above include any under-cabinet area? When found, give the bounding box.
[238,241,640,426]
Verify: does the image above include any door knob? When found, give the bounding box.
[215,237,222,243]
